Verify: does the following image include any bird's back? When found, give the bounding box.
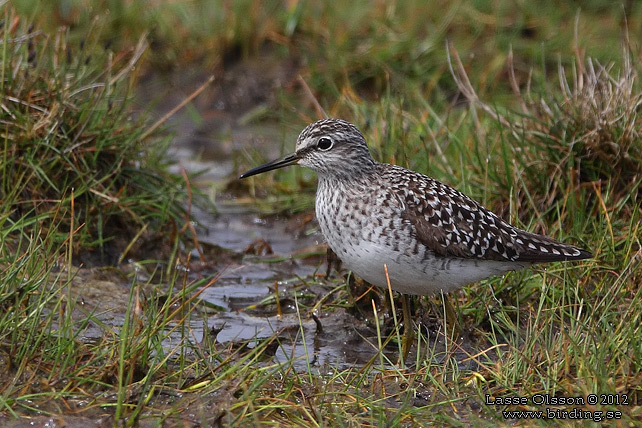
[380,164,592,263]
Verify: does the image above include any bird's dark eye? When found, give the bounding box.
[317,137,333,151]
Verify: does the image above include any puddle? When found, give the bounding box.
[194,205,321,256]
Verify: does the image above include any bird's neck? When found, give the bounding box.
[319,157,378,182]
[317,163,380,198]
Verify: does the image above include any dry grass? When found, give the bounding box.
[449,41,641,222]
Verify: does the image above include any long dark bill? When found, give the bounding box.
[239,152,301,179]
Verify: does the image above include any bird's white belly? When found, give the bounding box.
[335,240,526,295]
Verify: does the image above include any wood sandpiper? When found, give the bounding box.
[240,119,592,349]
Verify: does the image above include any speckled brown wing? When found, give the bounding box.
[384,165,592,263]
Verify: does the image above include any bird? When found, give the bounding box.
[240,118,592,351]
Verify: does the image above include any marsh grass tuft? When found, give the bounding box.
[450,42,641,224]
[0,9,189,257]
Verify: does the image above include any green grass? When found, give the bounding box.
[2,1,642,426]
[0,6,192,258]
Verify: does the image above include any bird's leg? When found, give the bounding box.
[401,293,415,362]
[440,291,460,341]
[324,246,342,279]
